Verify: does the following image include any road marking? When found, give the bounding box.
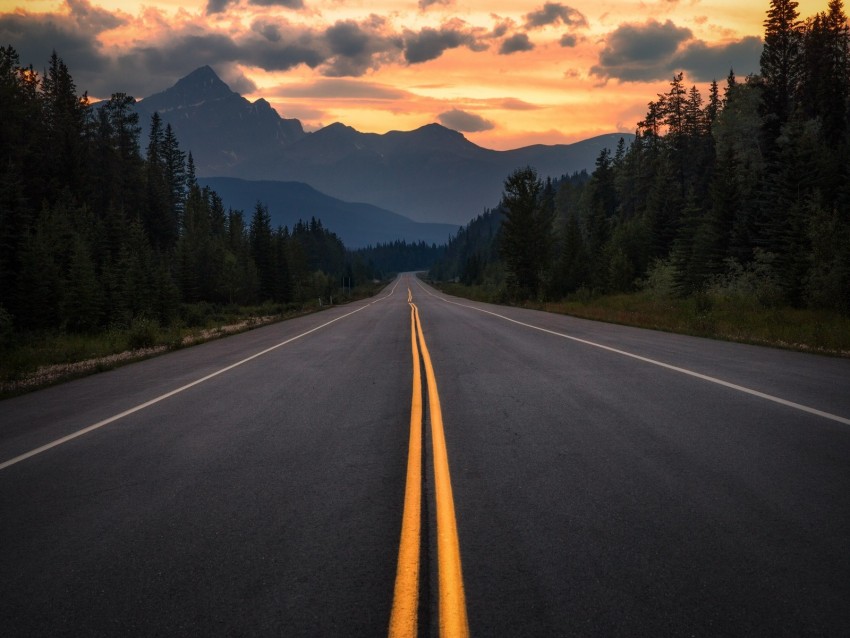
[389,304,424,638]
[0,282,401,472]
[415,280,850,427]
[412,302,470,638]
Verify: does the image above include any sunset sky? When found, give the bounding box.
[0,0,830,149]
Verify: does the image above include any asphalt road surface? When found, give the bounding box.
[2,274,849,637]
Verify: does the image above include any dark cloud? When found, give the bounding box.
[499,33,534,55]
[419,0,454,9]
[559,33,577,47]
[253,20,282,42]
[271,78,408,99]
[591,19,762,82]
[490,19,513,39]
[66,0,125,32]
[0,0,124,93]
[207,0,304,15]
[403,26,481,64]
[251,0,305,7]
[220,65,258,94]
[205,0,231,14]
[524,3,587,30]
[496,98,540,110]
[438,108,495,132]
[590,19,692,81]
[321,19,402,77]
[673,36,762,80]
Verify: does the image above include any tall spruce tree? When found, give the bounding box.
[760,0,804,140]
[499,167,553,299]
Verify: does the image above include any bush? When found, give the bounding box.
[638,258,676,299]
[127,317,160,350]
[0,306,13,350]
[708,250,783,308]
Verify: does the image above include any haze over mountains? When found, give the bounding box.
[197,177,458,249]
[134,66,631,239]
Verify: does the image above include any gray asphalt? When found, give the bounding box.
[2,274,849,636]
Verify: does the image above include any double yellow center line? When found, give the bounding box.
[389,290,469,638]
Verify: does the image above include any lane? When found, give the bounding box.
[411,278,850,637]
[416,281,850,420]
[3,272,849,637]
[0,280,414,636]
[0,281,402,465]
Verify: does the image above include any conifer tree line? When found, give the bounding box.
[0,46,371,336]
[433,0,850,313]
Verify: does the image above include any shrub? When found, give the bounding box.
[127,317,160,350]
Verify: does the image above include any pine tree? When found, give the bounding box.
[249,201,275,301]
[41,51,88,203]
[162,123,185,245]
[760,0,804,140]
[499,167,551,299]
[144,113,170,251]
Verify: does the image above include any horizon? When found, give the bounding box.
[0,0,829,149]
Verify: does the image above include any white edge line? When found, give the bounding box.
[0,281,401,471]
[415,280,850,427]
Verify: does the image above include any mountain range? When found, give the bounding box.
[197,177,458,249]
[134,66,632,240]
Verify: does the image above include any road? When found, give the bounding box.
[2,274,849,637]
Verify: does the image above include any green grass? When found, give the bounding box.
[0,283,386,399]
[430,281,850,357]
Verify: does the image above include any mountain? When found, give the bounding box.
[134,66,305,175]
[136,67,633,225]
[198,177,458,249]
[234,124,628,224]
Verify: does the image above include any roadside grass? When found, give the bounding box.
[429,281,850,358]
[0,284,385,399]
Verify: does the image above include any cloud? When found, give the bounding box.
[403,25,482,64]
[673,36,762,80]
[220,65,258,94]
[251,0,305,6]
[321,18,402,76]
[496,98,541,110]
[271,78,408,100]
[207,0,304,15]
[559,34,577,47]
[590,19,692,81]
[499,33,534,55]
[489,19,514,39]
[524,3,587,30]
[591,19,762,82]
[419,0,454,9]
[438,108,495,132]
[252,20,282,42]
[0,0,123,90]
[66,0,125,32]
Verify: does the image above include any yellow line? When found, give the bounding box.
[389,305,424,638]
[413,303,470,638]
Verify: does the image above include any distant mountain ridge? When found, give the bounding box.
[135,67,633,226]
[198,177,458,249]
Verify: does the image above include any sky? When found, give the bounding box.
[0,0,830,149]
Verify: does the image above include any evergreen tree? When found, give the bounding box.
[41,51,88,203]
[249,201,275,301]
[499,167,553,298]
[760,0,804,140]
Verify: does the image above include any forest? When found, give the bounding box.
[432,0,850,317]
[0,46,442,355]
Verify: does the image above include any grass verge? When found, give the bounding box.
[0,284,385,400]
[429,281,850,358]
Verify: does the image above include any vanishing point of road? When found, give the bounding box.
[2,275,849,637]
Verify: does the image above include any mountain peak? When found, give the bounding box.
[169,65,232,101]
